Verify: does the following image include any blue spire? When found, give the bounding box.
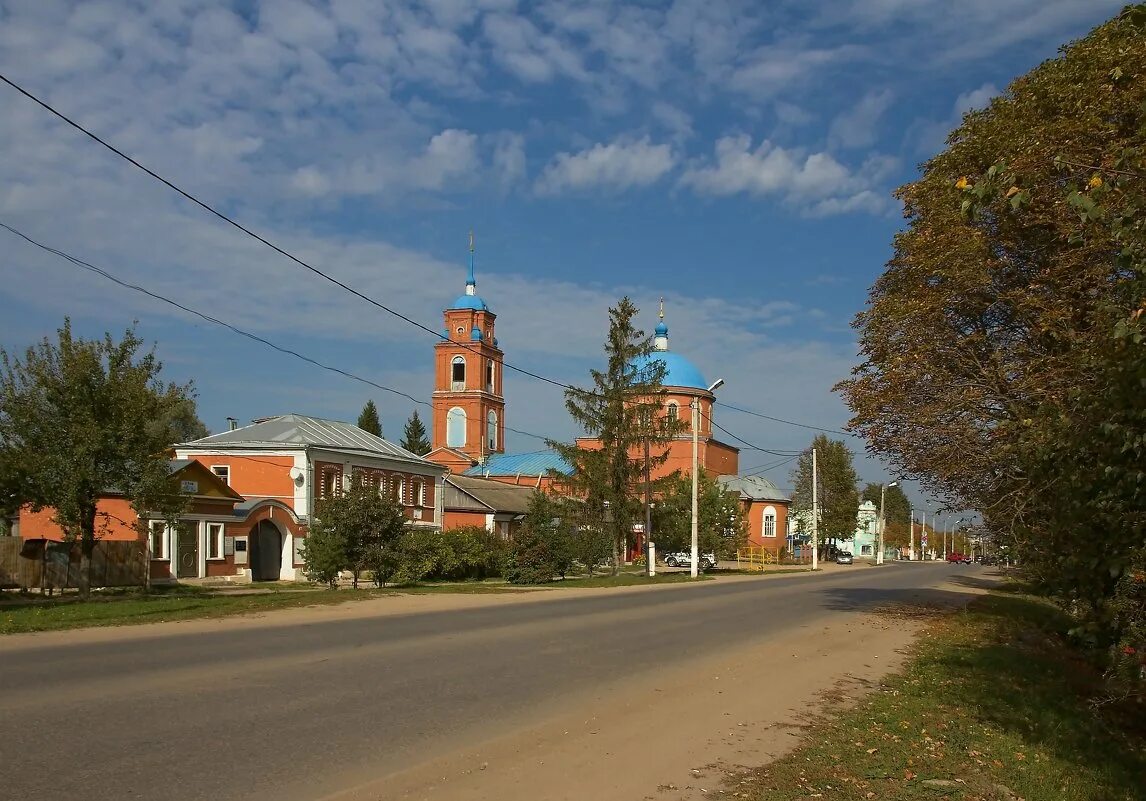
[466,229,476,294]
[654,297,669,347]
[450,230,490,311]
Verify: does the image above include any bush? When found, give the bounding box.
[504,526,555,585]
[300,528,347,589]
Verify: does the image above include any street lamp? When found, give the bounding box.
[691,378,724,578]
[877,480,898,565]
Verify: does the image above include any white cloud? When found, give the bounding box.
[828,89,894,150]
[535,137,676,195]
[651,102,694,142]
[953,82,999,116]
[491,131,527,188]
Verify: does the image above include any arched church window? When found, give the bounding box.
[451,356,465,390]
[447,407,467,447]
[487,410,498,451]
[667,402,678,422]
[486,360,495,393]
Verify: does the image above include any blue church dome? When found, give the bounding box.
[631,351,708,390]
[654,320,668,337]
[470,326,484,341]
[451,294,489,311]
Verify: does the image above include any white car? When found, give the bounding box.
[662,551,716,570]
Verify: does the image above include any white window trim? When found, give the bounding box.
[487,410,498,451]
[394,476,406,505]
[451,355,466,390]
[148,520,169,560]
[210,465,230,485]
[205,522,225,560]
[763,505,777,538]
[413,478,426,507]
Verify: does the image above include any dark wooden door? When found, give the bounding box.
[176,523,199,578]
[251,522,281,581]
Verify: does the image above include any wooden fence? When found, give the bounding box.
[0,537,146,591]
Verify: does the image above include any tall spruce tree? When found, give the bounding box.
[357,400,382,437]
[400,409,431,455]
[789,435,860,547]
[549,298,684,574]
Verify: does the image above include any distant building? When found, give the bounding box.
[717,475,791,557]
[442,475,536,537]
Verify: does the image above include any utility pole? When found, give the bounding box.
[811,447,819,571]
[877,481,897,565]
[643,433,652,577]
[909,507,915,561]
[690,397,700,579]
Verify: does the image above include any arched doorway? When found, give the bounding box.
[250,520,282,581]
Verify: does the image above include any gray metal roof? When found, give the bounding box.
[717,474,790,502]
[184,414,437,468]
[445,476,537,515]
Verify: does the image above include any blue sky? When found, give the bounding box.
[0,0,1124,511]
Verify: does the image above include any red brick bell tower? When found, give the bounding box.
[428,233,505,472]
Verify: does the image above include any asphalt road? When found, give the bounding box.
[0,563,977,801]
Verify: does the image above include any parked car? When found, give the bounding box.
[835,552,854,565]
[946,552,973,564]
[663,551,716,570]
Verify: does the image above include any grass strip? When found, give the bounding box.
[734,591,1146,801]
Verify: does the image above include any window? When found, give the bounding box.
[861,545,872,555]
[393,476,406,505]
[211,465,230,485]
[148,520,168,559]
[206,522,224,560]
[667,402,678,422]
[486,360,495,393]
[451,356,466,389]
[413,478,426,507]
[446,407,467,447]
[320,468,341,499]
[763,505,777,538]
[487,410,498,451]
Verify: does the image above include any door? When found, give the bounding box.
[176,523,199,578]
[251,521,282,581]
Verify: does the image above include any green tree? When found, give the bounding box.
[651,469,746,558]
[789,436,859,545]
[861,483,911,549]
[306,475,407,588]
[836,6,1146,674]
[357,400,382,438]
[0,321,200,598]
[400,409,431,455]
[549,298,684,574]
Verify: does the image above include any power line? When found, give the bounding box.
[0,221,555,446]
[714,400,855,438]
[698,408,801,456]
[0,72,577,395]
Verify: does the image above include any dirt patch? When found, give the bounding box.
[319,616,923,801]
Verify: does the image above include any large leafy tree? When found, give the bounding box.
[400,409,431,455]
[0,321,201,597]
[357,400,382,438]
[789,435,859,544]
[549,298,684,574]
[651,469,746,557]
[305,474,407,588]
[837,6,1146,666]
